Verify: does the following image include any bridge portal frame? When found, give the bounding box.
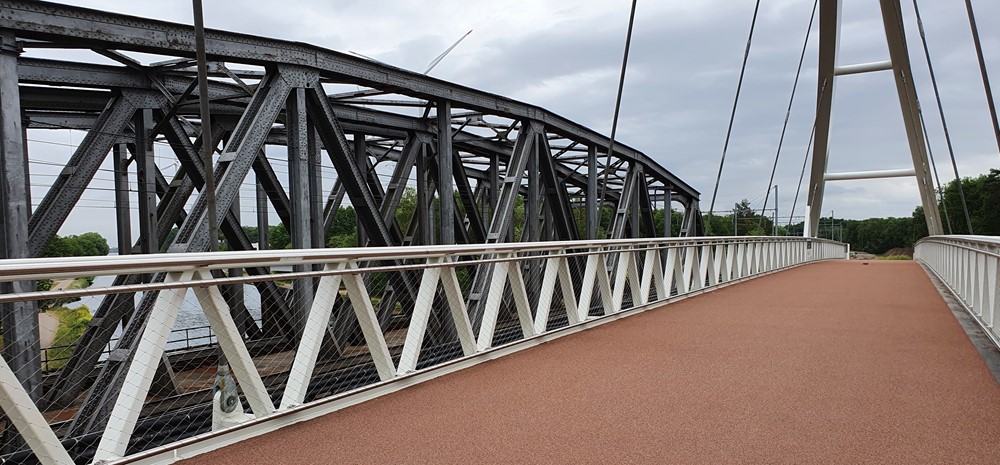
[807,0,943,237]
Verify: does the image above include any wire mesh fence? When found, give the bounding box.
[0,237,847,464]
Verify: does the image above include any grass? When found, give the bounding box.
[44,305,92,371]
[877,255,912,260]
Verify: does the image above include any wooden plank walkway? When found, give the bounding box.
[182,261,1000,464]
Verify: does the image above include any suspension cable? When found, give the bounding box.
[917,103,954,234]
[597,0,638,217]
[706,0,763,230]
[788,119,815,229]
[758,0,818,226]
[963,0,1000,158]
[911,0,974,234]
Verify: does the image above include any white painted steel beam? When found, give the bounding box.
[281,264,344,409]
[0,357,73,465]
[94,271,193,462]
[342,262,396,381]
[824,168,915,181]
[834,60,892,76]
[192,271,274,418]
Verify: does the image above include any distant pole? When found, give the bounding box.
[773,185,778,236]
[830,210,834,240]
[193,0,218,252]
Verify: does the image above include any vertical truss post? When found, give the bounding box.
[416,141,430,245]
[466,122,538,329]
[226,191,246,331]
[288,87,314,336]
[308,128,324,249]
[437,101,455,244]
[587,146,599,239]
[526,131,542,305]
[0,30,39,400]
[113,143,132,254]
[256,179,269,249]
[630,167,641,237]
[134,109,157,256]
[526,133,541,243]
[354,132,367,247]
[489,151,499,227]
[664,187,673,237]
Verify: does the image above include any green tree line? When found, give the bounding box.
[753,169,999,254]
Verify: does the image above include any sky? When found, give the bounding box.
[22,0,1000,242]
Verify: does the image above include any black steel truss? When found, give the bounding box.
[0,0,703,448]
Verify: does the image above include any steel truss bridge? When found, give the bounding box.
[0,1,997,464]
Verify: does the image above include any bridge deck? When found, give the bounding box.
[182,261,1000,464]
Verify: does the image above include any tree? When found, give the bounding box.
[42,232,110,258]
[938,169,1000,235]
[269,223,290,249]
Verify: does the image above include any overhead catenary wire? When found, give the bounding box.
[910,0,974,234]
[706,0,763,231]
[597,0,638,220]
[962,0,1000,159]
[758,0,817,227]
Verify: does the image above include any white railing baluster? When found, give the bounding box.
[0,357,73,465]
[281,263,345,408]
[916,236,1000,347]
[192,271,274,418]
[533,253,564,334]
[439,259,478,356]
[682,245,700,293]
[341,261,396,381]
[397,258,444,375]
[714,244,726,284]
[663,247,684,296]
[95,270,194,462]
[505,255,535,338]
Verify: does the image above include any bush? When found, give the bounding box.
[44,305,92,371]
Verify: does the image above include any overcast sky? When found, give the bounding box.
[25,0,999,241]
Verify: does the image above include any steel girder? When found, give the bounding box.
[1,0,698,204]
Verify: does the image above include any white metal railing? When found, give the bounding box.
[0,236,847,464]
[915,235,1000,346]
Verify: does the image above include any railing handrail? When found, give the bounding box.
[0,236,846,282]
[914,236,999,349]
[916,234,1000,246]
[0,236,848,465]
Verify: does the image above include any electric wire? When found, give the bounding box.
[757,0,817,228]
[910,0,974,234]
[962,0,1000,158]
[706,0,763,229]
